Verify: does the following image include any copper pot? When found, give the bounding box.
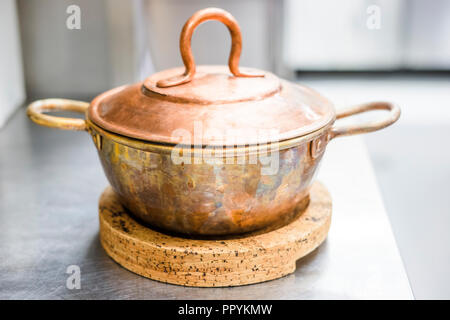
[27,8,400,235]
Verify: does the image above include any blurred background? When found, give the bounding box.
[1,0,449,298]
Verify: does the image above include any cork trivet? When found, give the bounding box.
[99,182,332,287]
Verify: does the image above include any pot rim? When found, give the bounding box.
[85,113,334,156]
[88,81,337,148]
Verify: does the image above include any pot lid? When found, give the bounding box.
[89,8,335,147]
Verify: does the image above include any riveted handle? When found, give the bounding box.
[330,101,400,139]
[156,7,263,88]
[27,99,89,131]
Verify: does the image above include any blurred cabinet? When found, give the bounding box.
[0,0,25,128]
[283,0,450,71]
[17,0,150,100]
[405,0,450,69]
[283,0,405,71]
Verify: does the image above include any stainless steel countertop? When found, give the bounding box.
[0,109,412,299]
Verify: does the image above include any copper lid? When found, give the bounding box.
[88,8,335,147]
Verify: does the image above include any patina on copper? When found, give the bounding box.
[26,8,400,235]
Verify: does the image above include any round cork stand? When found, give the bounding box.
[99,182,332,287]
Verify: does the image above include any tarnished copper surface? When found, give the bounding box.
[27,97,399,235]
[27,99,89,131]
[92,125,322,235]
[25,7,401,236]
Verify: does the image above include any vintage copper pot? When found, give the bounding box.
[27,8,400,236]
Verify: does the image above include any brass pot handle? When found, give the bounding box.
[330,101,400,139]
[27,99,89,131]
[156,7,263,88]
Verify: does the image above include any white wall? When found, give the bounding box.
[0,0,25,129]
